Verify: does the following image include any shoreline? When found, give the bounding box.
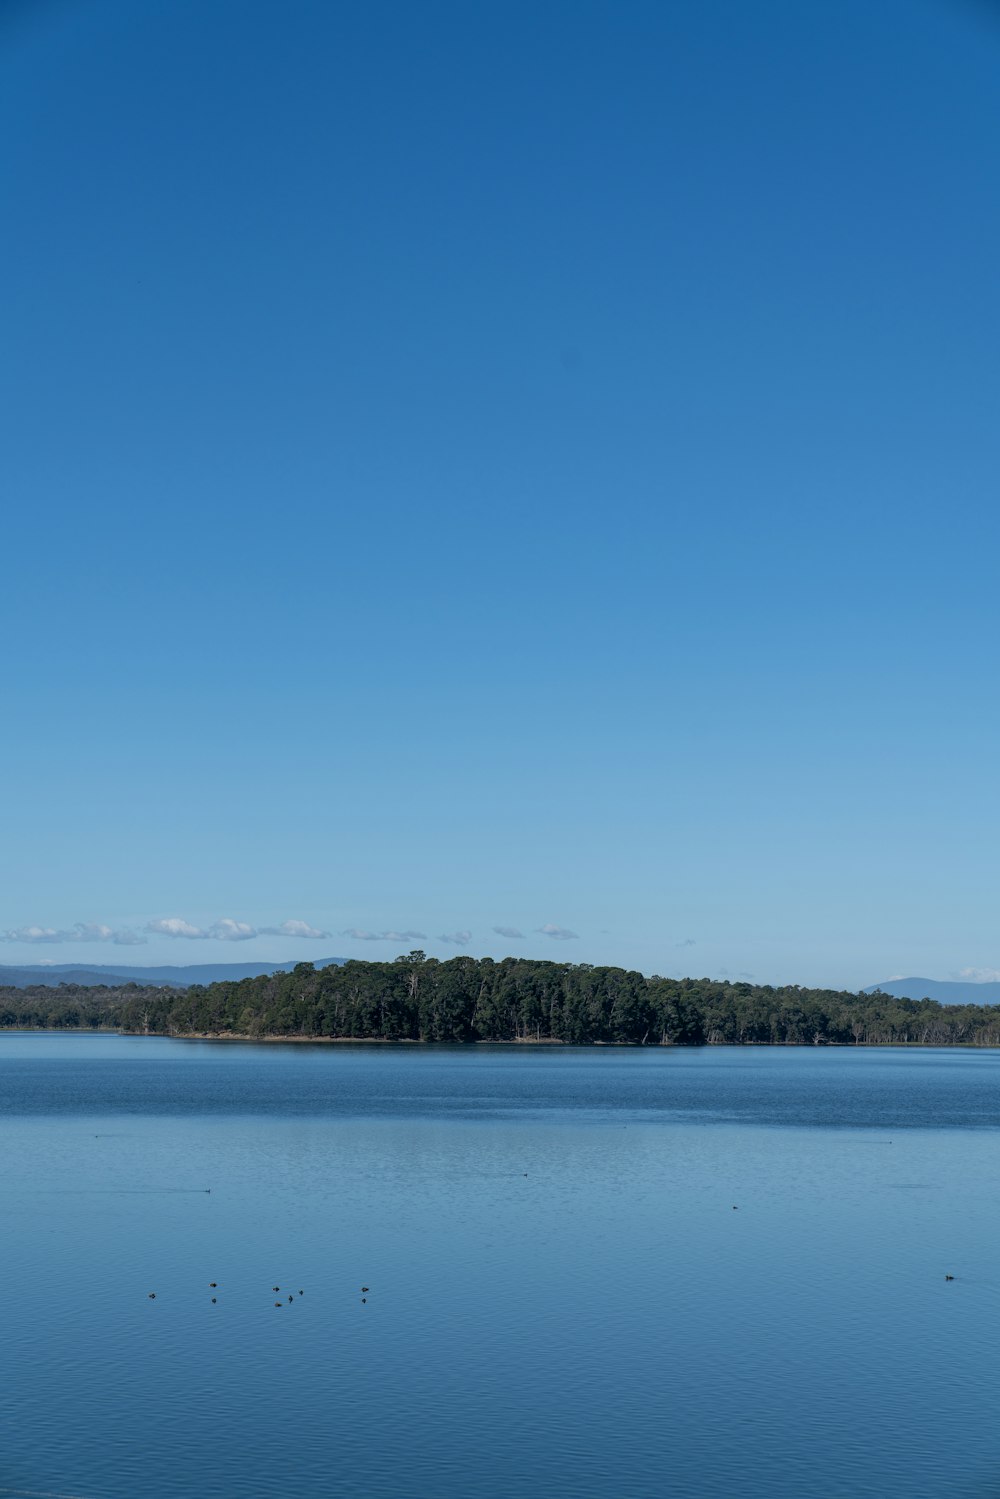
[3,1028,999,1051]
[148,1033,588,1045]
[154,1035,1000,1050]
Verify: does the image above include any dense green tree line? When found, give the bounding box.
[113,956,703,1044]
[6,958,1000,1045]
[0,984,168,1031]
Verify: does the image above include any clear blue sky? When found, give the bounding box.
[3,0,998,989]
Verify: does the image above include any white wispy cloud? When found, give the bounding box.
[537,924,578,941]
[3,916,333,946]
[493,926,524,939]
[146,918,207,939]
[206,919,257,942]
[1,923,146,946]
[342,928,427,942]
[439,930,472,945]
[145,916,333,942]
[100,927,148,946]
[956,967,1000,983]
[259,920,330,939]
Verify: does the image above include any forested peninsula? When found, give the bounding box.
[4,954,1000,1046]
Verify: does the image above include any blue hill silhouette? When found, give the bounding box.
[865,976,1000,1006]
[0,958,344,989]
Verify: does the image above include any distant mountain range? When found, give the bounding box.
[865,976,1000,1006]
[0,958,345,989]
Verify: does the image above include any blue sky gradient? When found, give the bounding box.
[3,0,999,987]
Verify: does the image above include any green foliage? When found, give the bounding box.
[0,983,167,1032]
[5,968,1000,1047]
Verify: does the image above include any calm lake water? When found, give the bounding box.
[2,1037,1000,1499]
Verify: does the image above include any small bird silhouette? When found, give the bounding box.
[273,1286,280,1292]
[361,1297,367,1303]
[211,1297,217,1304]
[945,1274,955,1281]
[361,1286,369,1292]
[274,1301,283,1307]
[209,1282,217,1288]
[148,1293,156,1299]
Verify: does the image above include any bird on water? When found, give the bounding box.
[148,1293,156,1299]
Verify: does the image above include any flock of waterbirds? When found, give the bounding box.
[141,1197,960,1313]
[146,1283,372,1306]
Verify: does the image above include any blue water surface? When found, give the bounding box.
[1,1037,999,1499]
